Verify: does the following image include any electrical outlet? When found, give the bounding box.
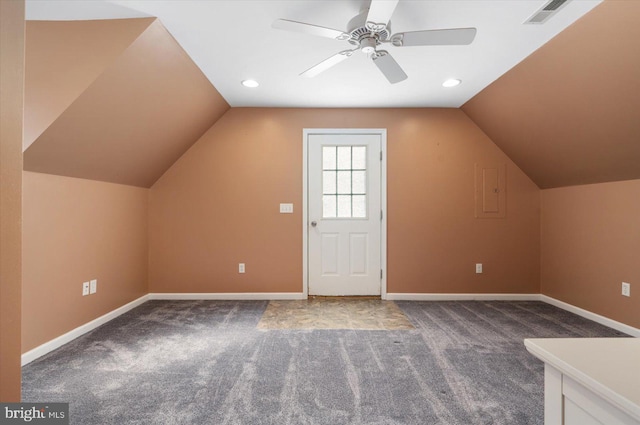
[82,282,90,296]
[239,263,245,274]
[90,279,97,294]
[622,282,631,297]
[475,263,483,274]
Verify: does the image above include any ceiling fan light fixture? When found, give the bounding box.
[241,79,260,88]
[442,78,461,88]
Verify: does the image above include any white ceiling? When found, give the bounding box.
[26,0,602,108]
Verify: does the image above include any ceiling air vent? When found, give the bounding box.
[524,0,571,24]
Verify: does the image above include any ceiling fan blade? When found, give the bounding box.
[300,50,354,78]
[392,28,477,47]
[272,19,350,40]
[366,0,399,27]
[372,51,407,84]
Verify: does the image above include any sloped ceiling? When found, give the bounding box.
[462,0,640,189]
[23,18,230,188]
[23,1,639,190]
[23,18,155,150]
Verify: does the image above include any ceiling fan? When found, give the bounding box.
[272,0,477,84]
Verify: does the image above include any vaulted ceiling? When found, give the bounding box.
[23,0,640,189]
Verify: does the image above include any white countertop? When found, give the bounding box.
[524,338,640,421]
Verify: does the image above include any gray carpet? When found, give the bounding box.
[22,300,626,424]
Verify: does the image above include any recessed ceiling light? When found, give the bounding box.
[442,79,462,88]
[241,79,259,88]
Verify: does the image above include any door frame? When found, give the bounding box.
[302,128,387,299]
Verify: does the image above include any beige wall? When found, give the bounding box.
[0,0,24,402]
[22,172,149,352]
[149,108,540,295]
[462,0,640,189]
[541,180,640,328]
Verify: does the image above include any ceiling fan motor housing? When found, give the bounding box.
[347,9,390,52]
[360,37,377,56]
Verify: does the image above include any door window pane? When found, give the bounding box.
[352,195,366,218]
[352,147,366,169]
[323,146,336,170]
[323,195,337,218]
[337,146,351,170]
[352,171,366,194]
[337,171,351,194]
[323,171,336,194]
[337,195,352,218]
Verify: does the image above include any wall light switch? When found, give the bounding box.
[475,263,483,274]
[90,279,97,294]
[82,282,90,296]
[279,203,293,214]
[239,263,245,274]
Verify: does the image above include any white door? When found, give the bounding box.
[306,130,384,296]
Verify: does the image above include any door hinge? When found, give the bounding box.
[381,210,383,220]
[380,151,383,161]
[380,269,383,279]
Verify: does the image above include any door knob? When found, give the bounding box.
[311,221,317,227]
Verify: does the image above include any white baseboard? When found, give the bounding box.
[21,294,150,366]
[387,293,639,337]
[540,295,640,337]
[148,292,307,301]
[386,293,541,301]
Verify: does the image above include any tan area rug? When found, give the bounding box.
[257,297,415,330]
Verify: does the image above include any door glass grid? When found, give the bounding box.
[322,146,367,218]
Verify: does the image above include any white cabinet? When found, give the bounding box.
[562,373,636,425]
[525,338,640,425]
